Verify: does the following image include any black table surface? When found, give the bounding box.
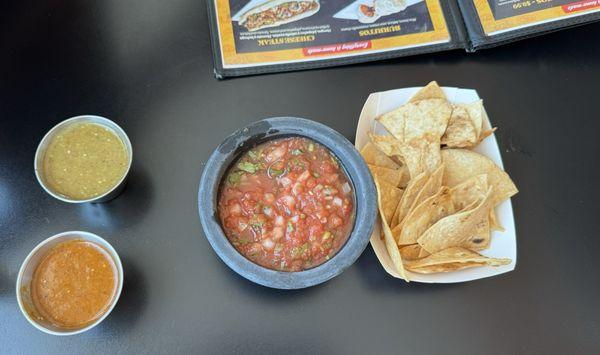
[2,2,599,354]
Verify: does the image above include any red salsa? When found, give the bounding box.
[218,137,355,272]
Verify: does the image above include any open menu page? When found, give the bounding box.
[207,0,600,77]
[210,0,454,73]
[471,0,600,35]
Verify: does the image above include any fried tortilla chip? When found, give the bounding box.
[417,247,431,259]
[368,164,404,187]
[375,179,408,281]
[390,172,429,227]
[441,149,518,206]
[450,174,488,210]
[417,187,494,253]
[489,209,504,232]
[396,187,454,246]
[392,141,421,179]
[409,81,447,102]
[408,163,444,214]
[404,247,511,274]
[393,164,445,240]
[399,244,427,261]
[377,99,450,177]
[450,174,504,231]
[442,100,494,147]
[398,135,442,178]
[441,105,478,148]
[402,99,452,140]
[461,100,484,138]
[376,108,407,142]
[375,177,403,223]
[360,142,399,170]
[368,133,403,157]
[478,127,496,143]
[397,165,410,188]
[378,99,451,142]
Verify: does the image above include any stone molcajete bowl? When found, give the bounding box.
[198,117,376,289]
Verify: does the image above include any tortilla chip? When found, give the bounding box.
[378,99,451,142]
[396,187,455,246]
[375,179,408,281]
[450,174,504,231]
[402,99,452,140]
[375,177,404,223]
[398,135,441,178]
[417,247,431,259]
[368,164,404,187]
[489,209,504,231]
[392,140,421,179]
[376,108,407,141]
[460,100,484,138]
[408,163,444,214]
[478,127,496,143]
[441,149,518,206]
[417,187,494,253]
[441,105,478,148]
[404,247,511,274]
[397,165,410,188]
[399,244,427,261]
[360,142,400,170]
[391,223,402,241]
[390,172,429,227]
[393,164,445,241]
[450,174,488,210]
[409,81,447,103]
[377,98,450,177]
[368,133,403,157]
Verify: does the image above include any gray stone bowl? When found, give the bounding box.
[198,117,377,289]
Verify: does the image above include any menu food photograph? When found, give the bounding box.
[1,1,599,354]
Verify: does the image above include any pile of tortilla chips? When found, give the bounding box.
[360,82,518,280]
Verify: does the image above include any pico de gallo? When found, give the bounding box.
[218,137,355,272]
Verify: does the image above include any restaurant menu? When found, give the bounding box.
[207,0,600,76]
[471,0,600,35]
[458,0,600,49]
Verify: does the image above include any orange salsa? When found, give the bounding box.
[31,240,118,329]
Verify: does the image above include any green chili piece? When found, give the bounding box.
[238,161,259,173]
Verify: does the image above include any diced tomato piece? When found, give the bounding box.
[325,173,339,184]
[330,214,343,228]
[228,202,242,216]
[264,193,275,203]
[272,227,284,240]
[265,145,286,162]
[292,182,304,195]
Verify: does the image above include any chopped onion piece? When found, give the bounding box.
[279,177,292,187]
[298,170,311,181]
[275,215,285,226]
[262,238,275,250]
[342,182,351,195]
[333,197,343,207]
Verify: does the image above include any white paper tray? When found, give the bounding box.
[355,86,517,283]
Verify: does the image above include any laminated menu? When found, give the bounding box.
[207,0,467,77]
[459,0,600,49]
[207,0,600,77]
